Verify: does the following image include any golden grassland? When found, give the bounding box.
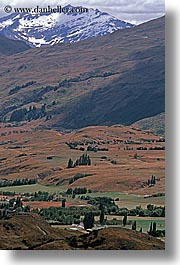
[0,124,165,196]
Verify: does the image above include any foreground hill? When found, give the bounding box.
[0,16,165,129]
[0,213,165,250]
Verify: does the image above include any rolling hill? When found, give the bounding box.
[0,213,165,250]
[0,124,165,194]
[0,16,165,129]
[0,15,165,251]
[133,112,165,135]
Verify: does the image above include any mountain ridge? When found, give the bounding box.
[0,5,132,47]
[0,16,165,129]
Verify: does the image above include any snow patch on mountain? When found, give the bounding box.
[0,6,133,48]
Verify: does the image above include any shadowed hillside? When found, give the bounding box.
[0,35,30,56]
[0,16,165,129]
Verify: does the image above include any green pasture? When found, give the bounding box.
[0,184,63,194]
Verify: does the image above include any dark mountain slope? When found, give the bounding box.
[0,34,30,55]
[0,16,165,129]
[63,44,165,128]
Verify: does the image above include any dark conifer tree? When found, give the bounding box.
[123,214,128,226]
[100,207,105,225]
[83,212,94,230]
[67,158,73,168]
[61,199,66,208]
[153,222,157,232]
[132,221,136,231]
[149,222,153,233]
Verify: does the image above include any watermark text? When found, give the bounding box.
[4,5,89,14]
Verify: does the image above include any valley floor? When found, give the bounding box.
[0,123,165,250]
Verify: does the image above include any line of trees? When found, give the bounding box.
[67,154,91,168]
[87,146,108,152]
[148,221,165,237]
[24,191,54,202]
[35,206,99,225]
[0,191,16,196]
[8,81,36,95]
[68,173,93,184]
[66,187,88,195]
[0,178,37,187]
[80,196,165,217]
[10,104,46,122]
[147,175,156,186]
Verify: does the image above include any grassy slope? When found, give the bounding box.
[0,184,63,193]
[133,112,165,135]
[0,125,165,195]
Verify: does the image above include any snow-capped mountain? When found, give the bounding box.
[0,5,133,47]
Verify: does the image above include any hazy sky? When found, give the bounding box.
[0,0,165,24]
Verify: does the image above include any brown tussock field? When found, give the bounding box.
[0,123,165,195]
